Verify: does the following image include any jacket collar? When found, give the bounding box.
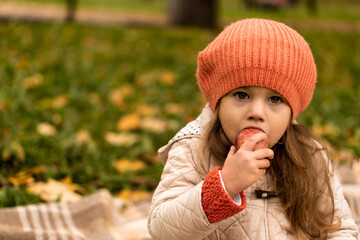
[158,104,214,164]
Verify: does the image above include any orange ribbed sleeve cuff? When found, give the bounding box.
[201,166,246,223]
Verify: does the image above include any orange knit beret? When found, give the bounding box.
[196,18,317,120]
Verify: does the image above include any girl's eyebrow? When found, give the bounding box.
[229,88,246,94]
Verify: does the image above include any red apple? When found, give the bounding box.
[236,128,269,151]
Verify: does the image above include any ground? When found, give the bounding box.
[0,1,359,238]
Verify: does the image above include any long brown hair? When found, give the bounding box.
[203,109,340,239]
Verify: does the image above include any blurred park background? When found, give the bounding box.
[0,0,359,207]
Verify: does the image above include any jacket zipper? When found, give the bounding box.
[264,175,269,240]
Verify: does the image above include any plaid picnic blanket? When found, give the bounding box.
[0,185,358,240]
[0,189,151,240]
[343,185,360,229]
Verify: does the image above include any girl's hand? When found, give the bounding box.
[220,133,274,198]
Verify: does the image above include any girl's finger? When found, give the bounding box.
[253,148,274,160]
[227,145,236,158]
[259,168,267,176]
[257,159,271,169]
[240,133,268,151]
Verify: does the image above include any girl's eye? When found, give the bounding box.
[234,91,249,100]
[269,96,283,104]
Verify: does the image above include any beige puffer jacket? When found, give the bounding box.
[148,105,359,240]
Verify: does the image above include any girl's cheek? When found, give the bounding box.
[269,134,284,148]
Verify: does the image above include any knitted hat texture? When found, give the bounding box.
[196,18,317,120]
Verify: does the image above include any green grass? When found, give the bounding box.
[5,0,360,21]
[7,0,167,14]
[0,3,359,207]
[0,21,213,207]
[300,31,360,150]
[220,0,360,22]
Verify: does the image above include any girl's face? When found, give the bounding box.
[218,86,291,148]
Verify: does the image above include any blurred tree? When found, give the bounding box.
[168,0,217,28]
[65,0,78,22]
[305,0,318,14]
[288,0,299,6]
[243,0,257,9]
[243,0,290,9]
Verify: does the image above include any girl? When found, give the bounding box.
[147,18,359,239]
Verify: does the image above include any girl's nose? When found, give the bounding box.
[246,100,265,121]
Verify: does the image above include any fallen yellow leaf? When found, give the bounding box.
[332,149,355,163]
[117,189,150,202]
[104,132,138,147]
[36,95,68,110]
[109,84,134,108]
[140,117,167,133]
[136,104,159,116]
[27,178,82,203]
[8,171,34,186]
[346,137,360,148]
[75,130,91,146]
[23,73,44,89]
[37,123,57,136]
[0,100,6,111]
[164,103,184,115]
[51,95,68,109]
[8,165,46,186]
[312,123,340,137]
[116,113,141,131]
[61,176,82,192]
[28,165,47,174]
[1,141,26,162]
[119,84,134,96]
[135,73,153,86]
[115,158,145,173]
[159,71,176,85]
[109,89,125,107]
